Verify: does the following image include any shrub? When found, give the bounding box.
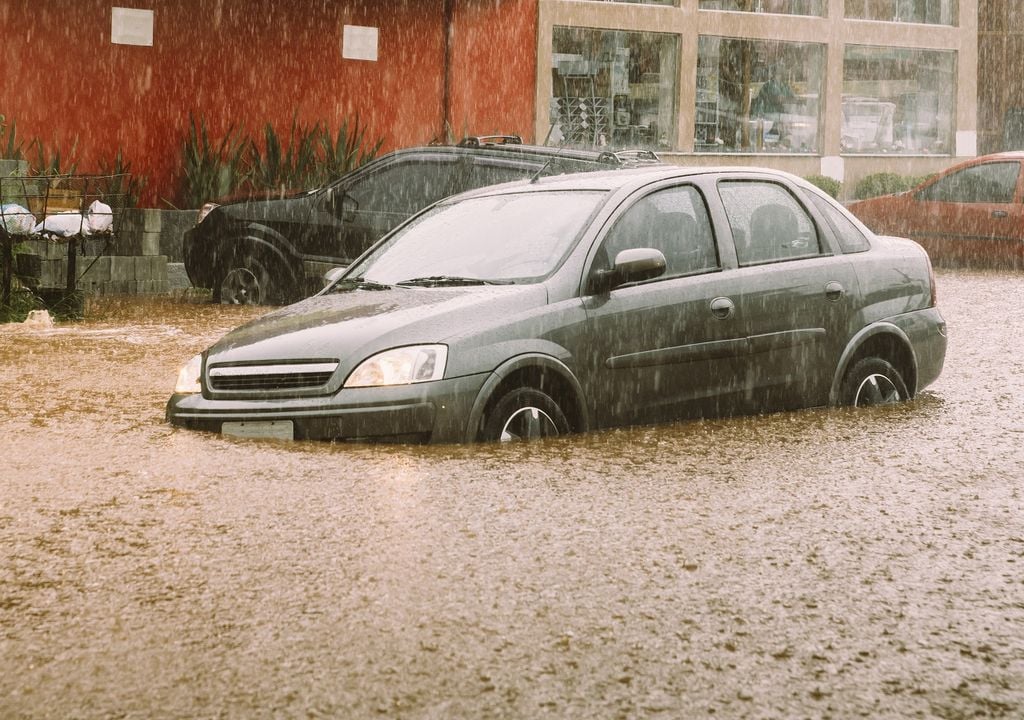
[853,172,932,200]
[1,113,25,161]
[803,174,841,198]
[179,112,248,209]
[314,116,384,186]
[97,148,146,209]
[246,113,321,197]
[178,112,385,207]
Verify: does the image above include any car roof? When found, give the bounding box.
[386,135,662,168]
[445,164,807,200]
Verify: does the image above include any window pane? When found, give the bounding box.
[845,0,957,25]
[348,160,459,213]
[552,27,678,151]
[601,186,719,276]
[696,37,825,153]
[699,0,825,17]
[916,162,1020,203]
[806,191,871,252]
[718,181,820,264]
[577,0,675,4]
[842,46,956,154]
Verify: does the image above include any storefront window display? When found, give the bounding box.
[551,27,679,150]
[585,0,676,5]
[844,0,956,25]
[698,0,826,17]
[694,36,825,153]
[842,45,955,154]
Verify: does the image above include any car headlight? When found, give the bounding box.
[344,345,447,388]
[196,202,220,225]
[174,354,203,394]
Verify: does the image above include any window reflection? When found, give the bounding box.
[582,0,676,4]
[695,37,824,153]
[552,27,678,151]
[842,45,955,154]
[844,0,957,25]
[699,0,825,16]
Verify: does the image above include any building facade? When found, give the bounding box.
[2,1,1007,204]
[536,0,976,196]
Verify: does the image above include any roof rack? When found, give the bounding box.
[458,135,524,148]
[610,149,661,164]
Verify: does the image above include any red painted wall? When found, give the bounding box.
[1,1,465,206]
[448,0,538,142]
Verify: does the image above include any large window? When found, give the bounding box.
[845,0,956,25]
[552,27,678,151]
[583,0,675,4]
[695,37,825,153]
[842,46,955,154]
[699,0,825,17]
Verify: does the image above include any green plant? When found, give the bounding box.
[803,174,842,199]
[180,112,247,208]
[246,112,321,196]
[97,149,146,209]
[29,136,79,179]
[0,113,25,161]
[853,172,933,200]
[314,116,384,186]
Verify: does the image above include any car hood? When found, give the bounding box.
[217,192,318,224]
[204,284,550,366]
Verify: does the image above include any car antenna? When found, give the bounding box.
[530,125,573,184]
[530,127,621,184]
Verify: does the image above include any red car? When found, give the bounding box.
[847,152,1024,269]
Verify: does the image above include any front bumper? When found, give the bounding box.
[166,373,489,443]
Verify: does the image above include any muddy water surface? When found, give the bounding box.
[1,270,1022,719]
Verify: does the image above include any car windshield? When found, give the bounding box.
[341,190,607,285]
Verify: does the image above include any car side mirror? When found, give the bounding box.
[322,266,347,287]
[591,248,666,294]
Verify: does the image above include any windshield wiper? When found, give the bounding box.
[395,275,512,287]
[330,276,391,291]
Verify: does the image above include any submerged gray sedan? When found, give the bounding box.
[167,166,946,443]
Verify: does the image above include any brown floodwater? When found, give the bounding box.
[1,269,1022,719]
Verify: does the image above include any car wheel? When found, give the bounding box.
[840,357,909,407]
[217,254,293,306]
[482,387,570,442]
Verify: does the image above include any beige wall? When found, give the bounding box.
[536,0,978,199]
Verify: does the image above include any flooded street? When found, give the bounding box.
[2,269,1022,719]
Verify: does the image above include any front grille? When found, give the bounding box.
[208,361,339,392]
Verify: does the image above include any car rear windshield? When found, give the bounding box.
[345,190,607,285]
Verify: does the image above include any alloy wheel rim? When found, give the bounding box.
[499,406,560,442]
[221,268,262,305]
[854,373,901,407]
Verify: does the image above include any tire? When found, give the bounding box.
[839,357,909,407]
[216,251,294,306]
[481,387,570,443]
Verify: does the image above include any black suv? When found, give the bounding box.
[182,135,660,305]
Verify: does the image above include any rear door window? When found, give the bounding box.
[806,191,871,253]
[346,157,461,215]
[718,181,822,265]
[464,160,538,191]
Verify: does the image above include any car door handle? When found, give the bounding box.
[992,210,1008,218]
[824,281,845,302]
[710,296,735,319]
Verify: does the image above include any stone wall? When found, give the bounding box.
[11,208,198,296]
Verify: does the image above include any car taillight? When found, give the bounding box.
[196,202,220,225]
[928,262,937,307]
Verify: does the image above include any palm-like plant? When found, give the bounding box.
[180,112,247,208]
